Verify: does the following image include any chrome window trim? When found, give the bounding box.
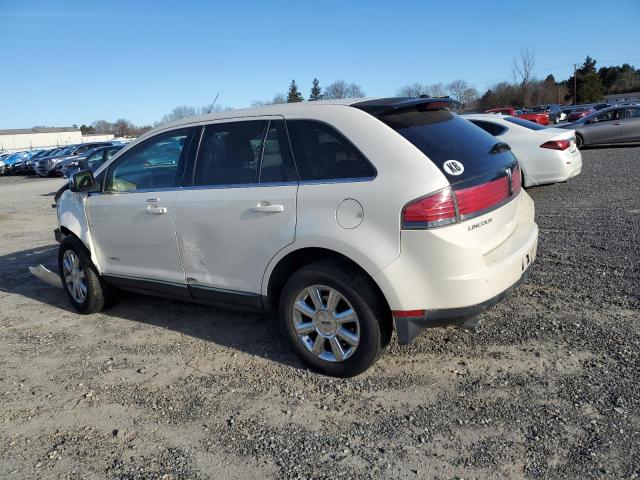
[299,176,376,186]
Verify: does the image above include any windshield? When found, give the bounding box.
[57,146,75,156]
[505,117,546,130]
[529,106,546,113]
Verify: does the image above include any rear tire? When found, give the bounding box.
[58,236,111,313]
[279,260,386,377]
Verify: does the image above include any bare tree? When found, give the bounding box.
[397,82,430,97]
[91,120,113,134]
[461,86,479,106]
[426,82,447,97]
[446,80,469,102]
[323,80,365,100]
[511,48,536,106]
[251,93,287,107]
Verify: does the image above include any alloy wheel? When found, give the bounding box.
[292,285,360,362]
[62,250,87,304]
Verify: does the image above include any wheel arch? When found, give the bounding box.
[264,247,393,345]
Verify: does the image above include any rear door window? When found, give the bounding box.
[193,121,267,186]
[259,120,297,183]
[286,120,376,181]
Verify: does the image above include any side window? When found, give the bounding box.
[85,150,104,171]
[105,129,191,192]
[194,121,267,186]
[105,147,121,161]
[595,110,621,122]
[286,120,376,181]
[259,120,297,183]
[76,145,91,154]
[470,120,506,136]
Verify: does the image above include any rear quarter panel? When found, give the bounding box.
[261,106,450,296]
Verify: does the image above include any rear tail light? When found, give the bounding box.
[540,139,570,150]
[402,187,456,228]
[402,166,521,229]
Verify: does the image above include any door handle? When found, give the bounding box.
[146,206,167,214]
[251,202,284,213]
[613,122,621,125]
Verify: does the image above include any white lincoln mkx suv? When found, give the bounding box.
[55,97,538,377]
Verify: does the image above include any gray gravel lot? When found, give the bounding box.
[0,145,638,479]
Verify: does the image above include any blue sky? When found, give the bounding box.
[1,0,639,128]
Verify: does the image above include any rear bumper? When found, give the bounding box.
[374,191,538,343]
[395,268,530,344]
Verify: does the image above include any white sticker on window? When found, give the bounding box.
[443,160,464,176]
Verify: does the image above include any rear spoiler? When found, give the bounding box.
[352,97,463,116]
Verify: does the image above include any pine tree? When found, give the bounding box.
[287,79,304,103]
[309,78,322,101]
[567,56,605,104]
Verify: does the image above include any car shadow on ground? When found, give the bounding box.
[0,245,303,370]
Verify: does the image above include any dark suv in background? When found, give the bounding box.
[35,142,114,177]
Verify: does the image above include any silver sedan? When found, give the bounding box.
[564,105,640,148]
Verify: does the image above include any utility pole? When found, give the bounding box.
[573,64,578,105]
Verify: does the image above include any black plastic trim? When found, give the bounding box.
[394,269,530,345]
[189,284,265,311]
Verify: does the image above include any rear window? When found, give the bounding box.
[504,117,546,130]
[369,109,516,186]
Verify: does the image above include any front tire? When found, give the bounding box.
[279,261,386,377]
[58,236,111,313]
[575,134,584,149]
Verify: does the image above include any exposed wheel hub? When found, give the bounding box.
[313,310,337,336]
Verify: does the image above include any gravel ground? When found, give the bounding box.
[0,145,638,479]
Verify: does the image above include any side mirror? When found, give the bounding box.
[70,170,98,192]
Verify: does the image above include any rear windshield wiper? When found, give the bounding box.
[489,142,511,154]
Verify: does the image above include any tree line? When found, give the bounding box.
[78,53,639,137]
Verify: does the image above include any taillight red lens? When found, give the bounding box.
[455,175,510,216]
[402,166,522,229]
[540,139,570,150]
[402,187,456,228]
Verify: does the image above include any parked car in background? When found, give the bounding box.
[560,105,640,148]
[464,114,582,187]
[54,97,538,377]
[529,104,563,124]
[19,149,52,173]
[62,144,125,177]
[36,142,114,177]
[483,107,550,125]
[1,151,30,174]
[567,107,595,122]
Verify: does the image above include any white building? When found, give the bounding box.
[0,127,114,153]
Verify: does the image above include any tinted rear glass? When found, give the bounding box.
[287,120,376,181]
[504,117,546,130]
[370,109,516,186]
